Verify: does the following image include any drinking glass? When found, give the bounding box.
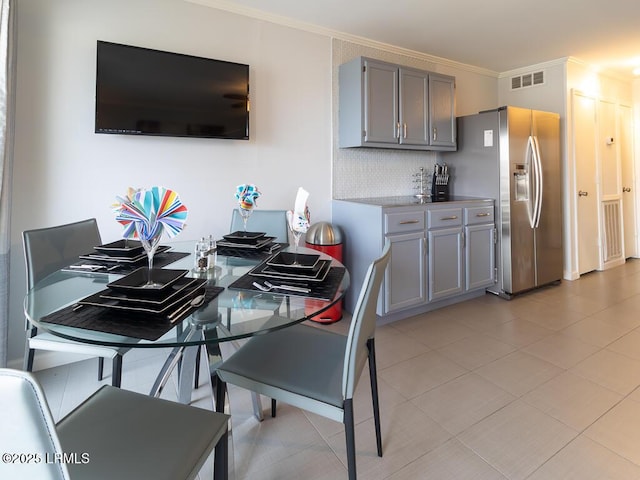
[288,222,303,265]
[238,207,253,231]
[135,222,164,288]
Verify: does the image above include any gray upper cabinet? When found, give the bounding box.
[339,57,456,151]
[428,73,457,148]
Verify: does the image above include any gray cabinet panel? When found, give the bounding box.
[385,231,427,313]
[365,60,399,144]
[399,68,429,146]
[466,224,496,290]
[428,227,464,301]
[428,74,457,148]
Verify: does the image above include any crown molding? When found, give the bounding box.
[184,0,499,78]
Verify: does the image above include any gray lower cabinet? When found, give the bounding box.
[332,198,494,320]
[465,206,496,290]
[383,208,427,313]
[385,231,427,312]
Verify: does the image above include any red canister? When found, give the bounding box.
[304,222,343,323]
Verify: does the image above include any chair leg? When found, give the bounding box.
[24,347,35,372]
[24,330,36,372]
[194,345,201,389]
[98,358,105,381]
[112,355,123,388]
[344,398,357,480]
[214,376,226,413]
[213,377,229,480]
[271,399,277,417]
[367,338,383,457]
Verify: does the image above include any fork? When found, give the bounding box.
[252,281,310,294]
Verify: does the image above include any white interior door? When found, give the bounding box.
[619,104,637,258]
[573,91,601,274]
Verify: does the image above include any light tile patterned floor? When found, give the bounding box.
[34,259,640,479]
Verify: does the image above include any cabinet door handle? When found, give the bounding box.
[475,213,491,217]
[432,127,437,141]
[399,220,420,225]
[396,122,401,139]
[403,123,407,139]
[440,215,458,221]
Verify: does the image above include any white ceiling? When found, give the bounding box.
[196,0,640,79]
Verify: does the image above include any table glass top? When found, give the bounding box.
[24,241,349,348]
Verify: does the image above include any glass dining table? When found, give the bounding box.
[24,240,350,406]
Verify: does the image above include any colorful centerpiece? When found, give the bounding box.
[113,186,188,286]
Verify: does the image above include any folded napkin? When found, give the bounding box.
[235,184,261,211]
[287,187,311,233]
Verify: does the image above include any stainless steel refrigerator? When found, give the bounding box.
[445,106,562,297]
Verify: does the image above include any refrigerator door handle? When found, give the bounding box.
[532,135,543,228]
[525,136,536,228]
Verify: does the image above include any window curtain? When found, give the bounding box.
[0,0,15,368]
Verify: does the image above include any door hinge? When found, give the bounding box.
[493,227,498,243]
[494,267,498,283]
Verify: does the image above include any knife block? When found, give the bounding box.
[431,174,450,201]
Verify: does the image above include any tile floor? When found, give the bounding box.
[34,258,640,479]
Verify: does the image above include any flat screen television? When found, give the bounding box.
[95,41,249,140]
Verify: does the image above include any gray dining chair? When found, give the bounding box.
[23,218,129,387]
[214,241,391,480]
[229,209,289,243]
[193,209,290,390]
[0,368,230,480]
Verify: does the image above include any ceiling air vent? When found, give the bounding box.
[510,70,545,90]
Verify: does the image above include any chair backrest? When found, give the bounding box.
[229,209,289,244]
[23,218,102,289]
[342,241,391,399]
[0,368,70,480]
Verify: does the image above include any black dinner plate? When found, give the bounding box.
[217,236,275,250]
[80,245,171,263]
[79,279,207,314]
[250,259,331,282]
[107,268,188,294]
[222,231,266,243]
[100,277,202,305]
[266,252,320,270]
[94,239,144,257]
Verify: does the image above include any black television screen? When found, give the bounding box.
[95,41,249,140]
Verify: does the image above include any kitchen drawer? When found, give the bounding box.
[464,206,494,225]
[385,210,425,234]
[427,208,462,229]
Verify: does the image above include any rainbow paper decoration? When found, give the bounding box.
[235,184,261,211]
[114,186,188,240]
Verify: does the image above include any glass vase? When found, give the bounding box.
[135,222,164,288]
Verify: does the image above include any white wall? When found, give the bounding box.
[9,0,332,365]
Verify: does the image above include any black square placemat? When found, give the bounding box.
[228,266,345,301]
[41,284,224,341]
